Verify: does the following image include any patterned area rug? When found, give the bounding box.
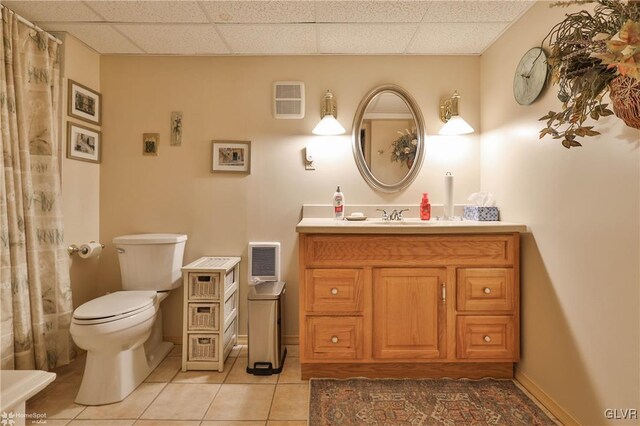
[309,378,557,425]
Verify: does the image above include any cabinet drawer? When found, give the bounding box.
[305,316,363,360]
[188,273,220,300]
[188,303,220,331]
[187,334,219,362]
[457,268,514,312]
[457,316,515,360]
[305,269,363,313]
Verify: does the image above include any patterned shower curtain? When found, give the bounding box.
[0,8,74,370]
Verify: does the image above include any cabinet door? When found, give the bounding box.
[373,268,447,359]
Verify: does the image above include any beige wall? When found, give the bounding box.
[480,2,640,424]
[59,34,101,309]
[99,55,482,342]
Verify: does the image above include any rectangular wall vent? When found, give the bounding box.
[273,81,305,119]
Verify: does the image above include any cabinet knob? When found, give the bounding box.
[331,336,339,344]
[483,335,491,343]
[483,287,491,294]
[331,288,339,295]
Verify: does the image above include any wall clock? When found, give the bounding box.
[513,47,548,105]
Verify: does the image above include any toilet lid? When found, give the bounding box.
[73,291,157,321]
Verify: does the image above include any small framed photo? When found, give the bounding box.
[68,79,101,125]
[212,140,251,174]
[67,122,101,164]
[143,133,159,156]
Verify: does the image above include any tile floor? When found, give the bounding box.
[26,345,307,426]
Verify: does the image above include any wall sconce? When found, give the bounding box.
[438,91,474,135]
[312,90,346,136]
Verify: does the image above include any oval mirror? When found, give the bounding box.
[352,85,425,193]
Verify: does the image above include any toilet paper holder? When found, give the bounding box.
[67,242,105,256]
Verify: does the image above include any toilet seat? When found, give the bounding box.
[73,291,157,325]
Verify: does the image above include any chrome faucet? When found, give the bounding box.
[377,208,409,221]
[389,209,409,221]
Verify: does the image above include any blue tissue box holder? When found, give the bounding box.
[463,206,499,221]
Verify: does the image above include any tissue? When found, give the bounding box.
[464,192,499,221]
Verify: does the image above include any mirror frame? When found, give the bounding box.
[352,84,426,193]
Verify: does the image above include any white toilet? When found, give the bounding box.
[70,233,187,405]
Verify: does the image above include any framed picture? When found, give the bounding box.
[211,140,251,174]
[143,133,159,156]
[68,79,101,125]
[67,122,101,164]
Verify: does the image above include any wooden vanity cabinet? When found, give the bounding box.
[298,233,520,380]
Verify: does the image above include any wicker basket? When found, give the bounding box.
[609,75,640,129]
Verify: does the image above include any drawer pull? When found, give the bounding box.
[483,335,491,343]
[331,288,339,295]
[483,287,491,294]
[331,336,339,344]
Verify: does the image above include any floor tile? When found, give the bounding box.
[167,345,182,357]
[172,357,236,384]
[202,422,266,426]
[140,383,220,420]
[269,384,309,421]
[225,358,277,384]
[277,357,306,384]
[267,422,307,426]
[27,381,85,419]
[67,421,135,426]
[285,346,299,358]
[134,421,200,426]
[144,357,181,383]
[204,384,275,421]
[77,383,165,419]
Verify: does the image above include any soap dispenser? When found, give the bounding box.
[333,186,345,220]
[420,193,431,220]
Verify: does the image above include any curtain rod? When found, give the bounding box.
[1,4,62,45]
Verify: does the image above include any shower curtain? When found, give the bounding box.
[0,8,74,370]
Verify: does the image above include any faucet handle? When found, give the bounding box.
[397,209,409,220]
[376,209,389,220]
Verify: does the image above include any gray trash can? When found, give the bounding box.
[246,281,286,375]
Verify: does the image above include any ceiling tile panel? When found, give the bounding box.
[115,24,229,54]
[88,1,208,23]
[407,22,509,54]
[316,1,429,23]
[317,23,417,54]
[3,1,103,22]
[200,1,315,23]
[422,1,535,23]
[217,24,316,54]
[40,23,143,54]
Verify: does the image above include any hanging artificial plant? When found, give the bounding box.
[539,0,640,148]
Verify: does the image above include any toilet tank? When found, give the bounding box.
[113,233,188,291]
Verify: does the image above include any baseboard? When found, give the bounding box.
[515,368,580,426]
[236,334,299,345]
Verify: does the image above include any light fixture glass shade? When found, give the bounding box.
[438,115,474,135]
[312,115,346,136]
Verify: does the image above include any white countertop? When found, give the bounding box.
[296,217,527,234]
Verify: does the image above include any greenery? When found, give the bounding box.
[390,128,417,166]
[539,0,640,148]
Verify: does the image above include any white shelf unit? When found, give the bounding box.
[181,256,241,372]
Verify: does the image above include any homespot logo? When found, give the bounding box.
[1,411,47,425]
[0,412,14,426]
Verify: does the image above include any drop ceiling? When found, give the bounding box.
[3,1,535,55]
